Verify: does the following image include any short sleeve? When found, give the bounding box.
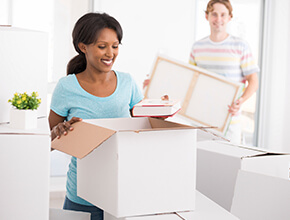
[129,77,144,109]
[189,44,197,66]
[240,42,260,76]
[50,79,69,117]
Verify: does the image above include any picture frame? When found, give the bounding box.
[144,55,244,135]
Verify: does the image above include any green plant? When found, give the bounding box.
[8,91,41,110]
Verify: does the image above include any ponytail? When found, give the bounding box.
[67,54,86,75]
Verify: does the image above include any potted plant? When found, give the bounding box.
[8,91,41,129]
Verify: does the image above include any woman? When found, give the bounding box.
[49,12,144,219]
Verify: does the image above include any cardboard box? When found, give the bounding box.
[166,114,227,142]
[197,140,290,211]
[52,117,197,218]
[105,212,181,220]
[0,118,50,220]
[104,191,238,220]
[231,170,290,220]
[49,208,90,220]
[177,191,238,220]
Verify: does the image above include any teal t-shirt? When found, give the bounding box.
[50,71,143,206]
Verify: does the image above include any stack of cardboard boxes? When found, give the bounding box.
[0,118,50,220]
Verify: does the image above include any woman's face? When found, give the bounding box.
[82,28,119,74]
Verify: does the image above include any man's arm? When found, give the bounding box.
[228,72,259,116]
[240,72,259,102]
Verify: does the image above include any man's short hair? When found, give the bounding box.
[205,0,233,18]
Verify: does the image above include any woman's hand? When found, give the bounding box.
[51,117,82,140]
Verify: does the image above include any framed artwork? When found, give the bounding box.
[144,55,244,135]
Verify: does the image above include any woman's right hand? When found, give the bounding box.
[51,117,82,140]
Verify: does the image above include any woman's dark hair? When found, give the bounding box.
[67,12,123,75]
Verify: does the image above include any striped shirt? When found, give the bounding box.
[189,35,259,82]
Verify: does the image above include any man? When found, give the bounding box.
[189,0,259,143]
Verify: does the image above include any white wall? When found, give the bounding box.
[258,0,290,152]
[93,0,196,88]
[0,28,48,123]
[51,0,90,82]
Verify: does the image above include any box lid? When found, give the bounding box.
[49,208,90,220]
[51,121,116,159]
[219,141,290,157]
[0,117,50,135]
[197,140,289,159]
[51,118,206,159]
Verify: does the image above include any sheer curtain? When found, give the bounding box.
[258,0,290,152]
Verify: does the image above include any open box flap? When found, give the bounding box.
[51,121,116,159]
[119,117,213,133]
[148,117,214,130]
[215,141,290,158]
[118,117,214,133]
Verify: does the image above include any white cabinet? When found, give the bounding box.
[0,118,50,220]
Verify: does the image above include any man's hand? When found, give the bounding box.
[228,97,244,116]
[143,74,150,89]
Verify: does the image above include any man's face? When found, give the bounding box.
[206,3,232,34]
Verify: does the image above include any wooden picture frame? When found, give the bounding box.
[144,55,244,135]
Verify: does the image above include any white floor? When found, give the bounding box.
[50,176,66,209]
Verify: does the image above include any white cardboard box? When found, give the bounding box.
[231,170,290,220]
[167,114,227,142]
[177,191,238,220]
[104,191,238,220]
[105,212,181,220]
[49,208,90,220]
[197,140,290,211]
[52,117,197,218]
[0,118,50,220]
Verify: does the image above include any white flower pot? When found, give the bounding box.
[9,108,38,129]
